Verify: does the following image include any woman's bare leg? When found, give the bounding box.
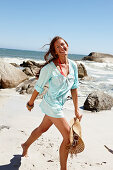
[48,116,70,170]
[21,115,53,156]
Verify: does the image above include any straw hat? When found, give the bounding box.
[67,117,85,156]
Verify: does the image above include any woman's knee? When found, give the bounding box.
[62,131,70,145]
[31,126,47,136]
[38,125,49,134]
[39,126,49,133]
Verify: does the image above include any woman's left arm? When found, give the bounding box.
[71,88,82,121]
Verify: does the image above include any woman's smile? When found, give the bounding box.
[54,39,68,57]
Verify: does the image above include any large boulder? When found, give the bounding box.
[0,61,28,88]
[82,52,113,63]
[84,91,113,112]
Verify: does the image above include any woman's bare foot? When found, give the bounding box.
[21,143,28,157]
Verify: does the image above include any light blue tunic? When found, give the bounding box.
[35,59,78,118]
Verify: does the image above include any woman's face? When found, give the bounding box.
[54,39,68,58]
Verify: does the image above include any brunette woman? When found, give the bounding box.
[21,36,82,170]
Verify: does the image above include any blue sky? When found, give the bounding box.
[0,0,113,55]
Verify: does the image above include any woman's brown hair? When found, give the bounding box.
[44,36,68,63]
[36,36,68,77]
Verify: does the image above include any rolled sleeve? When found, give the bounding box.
[71,62,79,89]
[35,84,44,94]
[34,64,52,94]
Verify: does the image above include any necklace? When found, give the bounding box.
[58,58,67,77]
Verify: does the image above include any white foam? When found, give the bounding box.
[106,79,113,84]
[83,61,113,71]
[0,57,45,65]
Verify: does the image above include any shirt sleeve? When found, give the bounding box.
[34,64,52,94]
[71,61,79,89]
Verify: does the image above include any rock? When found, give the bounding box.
[23,67,34,76]
[20,60,33,67]
[82,52,113,63]
[31,60,45,67]
[26,86,34,94]
[75,61,88,78]
[0,61,28,88]
[0,125,10,131]
[84,91,113,112]
[16,78,36,94]
[20,60,43,77]
[30,66,41,76]
[16,77,48,98]
[22,84,30,90]
[77,63,88,78]
[20,90,26,94]
[79,75,94,81]
[20,60,45,68]
[10,63,20,67]
[47,160,54,162]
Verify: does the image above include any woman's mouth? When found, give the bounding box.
[60,48,67,53]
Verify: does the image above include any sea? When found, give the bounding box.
[0,48,113,98]
[0,48,85,64]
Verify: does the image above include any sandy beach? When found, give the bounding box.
[0,88,113,170]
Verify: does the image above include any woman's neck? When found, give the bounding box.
[58,55,68,64]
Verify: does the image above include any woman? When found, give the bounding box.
[21,36,82,170]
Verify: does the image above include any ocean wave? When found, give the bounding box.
[0,57,45,65]
[82,61,113,71]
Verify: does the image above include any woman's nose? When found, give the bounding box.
[60,45,64,50]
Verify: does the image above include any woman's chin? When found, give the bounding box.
[59,53,68,57]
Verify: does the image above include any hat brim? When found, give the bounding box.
[68,118,85,155]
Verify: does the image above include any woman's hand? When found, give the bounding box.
[26,90,39,111]
[26,102,34,111]
[75,112,82,121]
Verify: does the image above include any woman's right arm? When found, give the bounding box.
[28,90,39,105]
[27,90,39,111]
[27,64,52,111]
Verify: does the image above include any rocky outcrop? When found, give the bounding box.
[16,78,48,98]
[20,60,45,77]
[0,61,28,88]
[82,52,113,63]
[20,60,45,68]
[84,91,113,112]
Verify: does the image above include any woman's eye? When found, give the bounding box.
[61,43,64,46]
